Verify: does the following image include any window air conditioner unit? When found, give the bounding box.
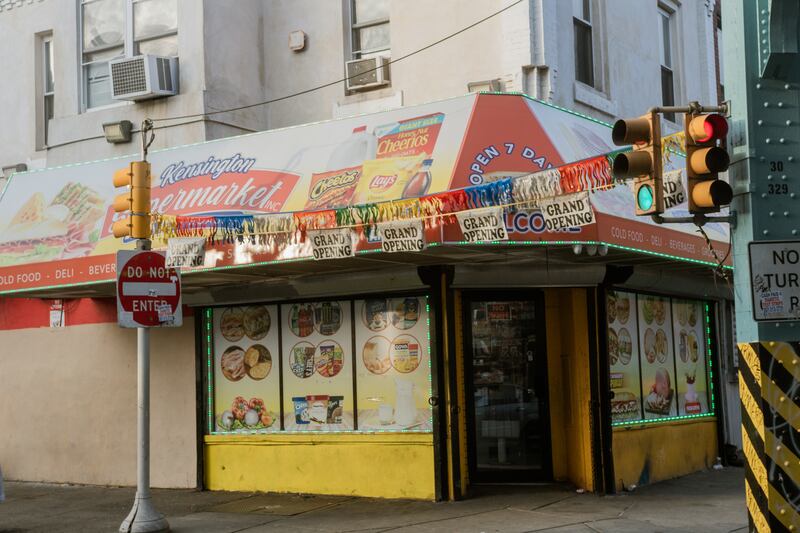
[345,56,390,91]
[109,55,179,101]
[467,79,503,93]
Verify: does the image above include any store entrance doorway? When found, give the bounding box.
[463,292,551,483]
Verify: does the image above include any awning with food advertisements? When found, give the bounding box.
[0,93,730,297]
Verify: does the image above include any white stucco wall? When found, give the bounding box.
[259,0,346,129]
[0,0,720,174]
[0,318,198,488]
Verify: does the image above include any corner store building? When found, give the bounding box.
[0,94,734,499]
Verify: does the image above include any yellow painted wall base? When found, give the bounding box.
[205,433,435,500]
[612,419,718,491]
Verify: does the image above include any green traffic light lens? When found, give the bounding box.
[637,185,654,211]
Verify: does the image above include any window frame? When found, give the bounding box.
[78,0,177,112]
[37,33,55,150]
[573,0,595,88]
[658,3,681,123]
[132,0,178,56]
[348,0,390,60]
[571,0,609,100]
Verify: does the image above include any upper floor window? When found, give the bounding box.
[37,33,55,149]
[80,0,177,110]
[573,0,594,88]
[350,0,390,59]
[658,6,676,121]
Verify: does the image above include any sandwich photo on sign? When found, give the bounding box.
[0,183,105,266]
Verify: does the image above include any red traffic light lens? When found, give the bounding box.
[696,114,728,143]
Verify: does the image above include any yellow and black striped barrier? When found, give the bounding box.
[739,341,800,532]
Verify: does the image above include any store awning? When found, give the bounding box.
[0,93,730,296]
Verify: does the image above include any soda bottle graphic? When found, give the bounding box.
[402,159,432,198]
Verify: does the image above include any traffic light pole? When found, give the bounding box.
[725,1,800,531]
[650,212,736,227]
[648,102,727,115]
[120,121,168,533]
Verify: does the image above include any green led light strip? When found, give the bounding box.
[206,308,214,435]
[611,412,715,427]
[426,296,433,429]
[706,303,715,413]
[447,239,733,270]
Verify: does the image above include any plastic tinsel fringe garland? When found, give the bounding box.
[150,149,640,243]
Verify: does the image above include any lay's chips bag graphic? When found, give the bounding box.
[353,155,426,204]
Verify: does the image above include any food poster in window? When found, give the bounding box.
[213,305,280,433]
[281,301,354,431]
[355,296,433,431]
[607,290,643,423]
[672,299,710,415]
[638,295,678,419]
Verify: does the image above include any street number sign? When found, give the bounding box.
[748,240,800,321]
[117,250,182,328]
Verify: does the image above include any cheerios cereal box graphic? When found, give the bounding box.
[353,155,426,204]
[374,113,444,159]
[304,166,361,210]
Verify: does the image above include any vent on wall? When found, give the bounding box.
[345,56,390,91]
[109,55,179,101]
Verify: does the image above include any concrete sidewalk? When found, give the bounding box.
[0,468,746,533]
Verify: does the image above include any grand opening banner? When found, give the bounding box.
[0,94,729,294]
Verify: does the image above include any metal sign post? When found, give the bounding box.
[725,1,800,531]
[120,121,169,533]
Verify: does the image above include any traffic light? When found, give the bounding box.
[684,112,732,214]
[112,161,151,239]
[611,112,664,215]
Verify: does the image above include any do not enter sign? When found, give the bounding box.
[117,250,182,328]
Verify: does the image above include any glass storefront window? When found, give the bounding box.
[608,290,714,427]
[206,295,432,434]
[355,297,433,431]
[639,294,678,420]
[281,301,354,431]
[607,291,642,423]
[672,299,711,416]
[211,305,280,433]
